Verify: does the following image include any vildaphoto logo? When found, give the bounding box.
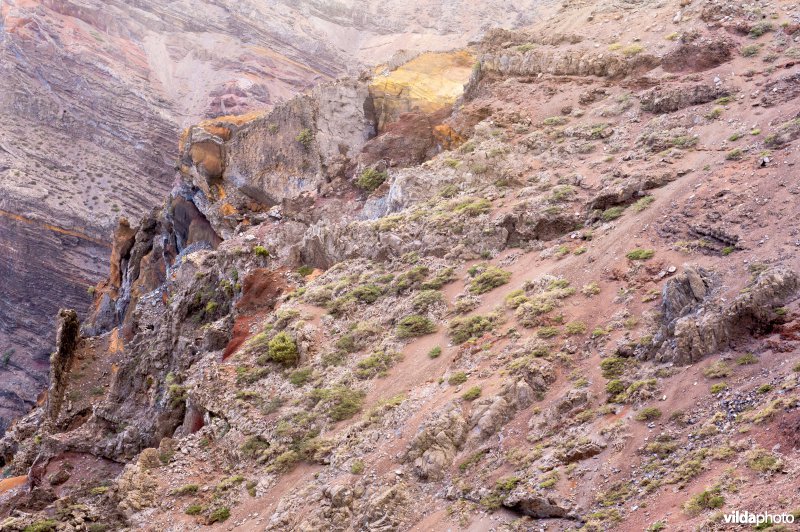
[723,511,795,525]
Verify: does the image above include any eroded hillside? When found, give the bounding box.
[2,0,800,530]
[0,0,540,433]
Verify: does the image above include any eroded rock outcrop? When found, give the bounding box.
[656,266,799,363]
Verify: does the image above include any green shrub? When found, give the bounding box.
[635,407,662,421]
[756,383,773,394]
[356,167,388,192]
[236,365,269,384]
[458,450,486,472]
[736,353,758,365]
[749,21,773,38]
[351,284,383,304]
[209,507,231,523]
[412,289,443,311]
[297,265,314,276]
[746,448,782,472]
[622,43,643,56]
[710,382,727,394]
[23,521,58,532]
[469,266,511,294]
[172,484,200,496]
[350,460,365,474]
[253,245,270,258]
[185,504,203,516]
[289,367,313,386]
[296,128,313,148]
[537,326,559,338]
[543,116,568,126]
[355,350,400,379]
[626,248,654,260]
[725,148,744,160]
[267,332,299,366]
[703,361,731,378]
[684,489,724,515]
[581,282,601,296]
[452,197,491,216]
[706,107,723,120]
[606,379,626,396]
[449,314,496,344]
[565,321,587,335]
[601,206,625,221]
[241,436,270,458]
[600,357,626,378]
[309,386,365,421]
[462,386,481,401]
[448,371,468,385]
[428,346,442,359]
[396,315,437,338]
[741,44,760,57]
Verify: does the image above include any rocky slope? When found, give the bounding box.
[2,0,800,530]
[0,0,539,432]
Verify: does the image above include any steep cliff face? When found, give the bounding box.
[0,0,541,431]
[2,0,800,530]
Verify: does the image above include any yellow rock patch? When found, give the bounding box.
[370,51,476,129]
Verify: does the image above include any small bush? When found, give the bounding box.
[449,314,496,344]
[355,350,400,379]
[267,332,299,366]
[350,460,365,474]
[684,489,724,515]
[396,315,437,338]
[289,368,313,386]
[309,386,365,421]
[543,116,568,126]
[703,361,731,379]
[606,379,626,396]
[172,484,200,496]
[635,407,662,421]
[356,167,388,192]
[725,148,744,160]
[412,289,443,311]
[706,107,723,120]
[297,265,314,276]
[600,357,626,379]
[462,386,481,401]
[746,448,782,473]
[581,282,601,296]
[710,382,727,394]
[749,21,773,38]
[741,44,761,57]
[622,44,644,56]
[23,521,58,532]
[537,326,559,338]
[458,450,486,472]
[736,353,758,365]
[209,507,231,523]
[448,371,468,385]
[241,436,270,458]
[428,346,442,359]
[296,128,313,148]
[185,504,203,516]
[469,266,511,294]
[351,284,383,304]
[253,245,270,258]
[626,248,654,260]
[601,206,625,221]
[564,321,587,335]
